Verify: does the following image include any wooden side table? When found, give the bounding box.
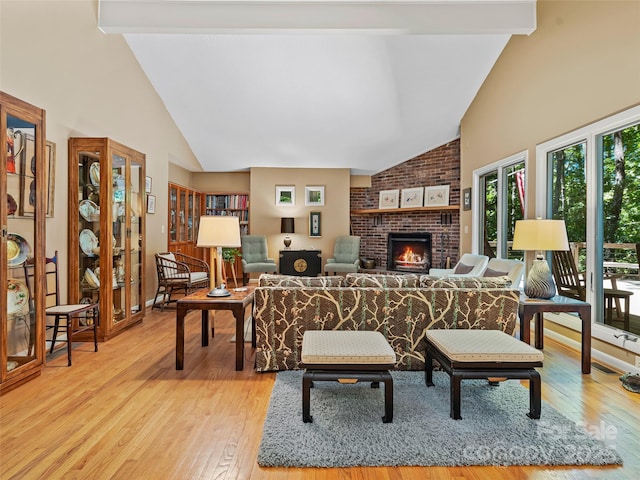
[518,294,591,374]
[175,286,255,371]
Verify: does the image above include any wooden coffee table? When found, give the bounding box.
[175,286,255,371]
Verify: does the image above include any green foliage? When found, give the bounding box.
[222,248,242,264]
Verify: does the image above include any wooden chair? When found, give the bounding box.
[552,249,633,326]
[551,250,586,300]
[25,251,99,366]
[153,252,210,311]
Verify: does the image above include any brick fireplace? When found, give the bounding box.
[350,139,460,271]
[387,232,432,273]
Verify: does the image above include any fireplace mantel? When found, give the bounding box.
[352,205,459,215]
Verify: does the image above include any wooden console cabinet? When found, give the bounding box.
[279,250,322,277]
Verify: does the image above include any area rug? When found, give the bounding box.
[257,371,622,468]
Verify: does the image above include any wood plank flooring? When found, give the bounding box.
[1,307,639,479]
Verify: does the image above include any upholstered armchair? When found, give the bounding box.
[428,253,489,277]
[482,258,525,286]
[241,235,277,285]
[324,235,361,275]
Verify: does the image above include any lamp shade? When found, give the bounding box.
[512,219,570,252]
[280,217,295,234]
[196,215,241,248]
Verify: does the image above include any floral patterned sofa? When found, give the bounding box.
[253,273,520,372]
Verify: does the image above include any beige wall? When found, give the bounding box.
[250,168,351,269]
[460,0,640,366]
[460,0,640,254]
[1,0,200,302]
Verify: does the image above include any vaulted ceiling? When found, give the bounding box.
[99,0,536,175]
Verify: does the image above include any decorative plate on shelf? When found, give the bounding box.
[84,268,100,288]
[89,162,100,186]
[79,199,100,222]
[7,278,30,315]
[79,229,99,256]
[7,233,31,267]
[7,193,17,216]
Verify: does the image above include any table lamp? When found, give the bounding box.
[196,215,241,297]
[512,219,569,299]
[281,217,295,249]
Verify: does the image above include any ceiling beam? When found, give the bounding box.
[99,0,536,35]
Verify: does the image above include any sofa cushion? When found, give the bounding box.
[258,274,344,287]
[483,267,506,277]
[419,275,512,288]
[453,263,474,274]
[345,273,418,288]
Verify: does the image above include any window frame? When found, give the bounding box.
[535,105,640,357]
[472,150,528,259]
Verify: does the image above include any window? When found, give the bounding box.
[537,105,640,350]
[473,152,526,264]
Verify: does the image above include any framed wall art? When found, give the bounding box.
[400,187,424,208]
[462,187,472,211]
[309,211,321,237]
[147,194,156,214]
[424,185,450,207]
[145,176,152,193]
[276,186,295,206]
[305,186,325,206]
[378,189,399,209]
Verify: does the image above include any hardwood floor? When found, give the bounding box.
[1,307,639,479]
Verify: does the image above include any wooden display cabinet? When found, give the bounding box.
[68,138,145,341]
[168,183,203,258]
[1,92,46,394]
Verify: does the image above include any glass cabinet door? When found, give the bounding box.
[169,184,177,244]
[128,156,144,318]
[2,93,46,391]
[111,153,127,326]
[76,150,101,309]
[187,190,194,243]
[178,188,186,242]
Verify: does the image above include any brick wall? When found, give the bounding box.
[350,139,460,270]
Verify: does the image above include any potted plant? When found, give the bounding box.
[222,248,242,287]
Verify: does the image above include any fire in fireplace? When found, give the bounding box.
[387,232,432,273]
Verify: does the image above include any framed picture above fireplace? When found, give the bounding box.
[379,189,399,209]
[424,185,450,207]
[400,187,424,208]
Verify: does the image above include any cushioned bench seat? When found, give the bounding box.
[425,329,544,420]
[301,330,396,423]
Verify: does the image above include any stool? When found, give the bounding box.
[425,329,544,420]
[301,330,396,423]
[603,288,632,331]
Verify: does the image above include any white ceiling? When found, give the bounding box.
[99,0,536,175]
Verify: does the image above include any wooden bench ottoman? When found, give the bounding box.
[301,330,396,423]
[425,329,544,420]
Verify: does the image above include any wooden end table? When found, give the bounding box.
[518,294,591,374]
[175,286,255,371]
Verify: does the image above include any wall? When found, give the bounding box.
[351,140,461,269]
[460,0,640,366]
[250,167,351,271]
[0,1,201,302]
[460,0,640,253]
